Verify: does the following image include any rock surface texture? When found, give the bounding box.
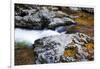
[15,4,76,30]
[33,33,94,64]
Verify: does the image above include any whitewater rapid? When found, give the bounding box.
[15,28,60,45]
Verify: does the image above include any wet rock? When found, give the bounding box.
[81,8,94,14]
[55,26,67,33]
[15,4,77,30]
[33,33,94,64]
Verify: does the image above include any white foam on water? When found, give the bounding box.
[15,28,60,45]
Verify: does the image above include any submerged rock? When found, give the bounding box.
[55,26,66,33]
[33,33,94,64]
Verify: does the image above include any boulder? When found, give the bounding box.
[33,33,94,64]
[15,4,77,30]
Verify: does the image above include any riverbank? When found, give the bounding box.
[14,4,94,65]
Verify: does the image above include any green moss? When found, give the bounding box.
[67,26,80,33]
[15,41,29,49]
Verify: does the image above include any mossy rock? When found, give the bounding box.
[64,47,77,57]
[85,43,94,50]
[85,43,94,54]
[15,41,29,49]
[67,26,81,33]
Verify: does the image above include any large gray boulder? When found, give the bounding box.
[15,4,77,30]
[33,33,94,64]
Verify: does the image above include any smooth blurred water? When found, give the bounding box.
[15,28,60,45]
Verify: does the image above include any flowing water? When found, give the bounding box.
[15,28,60,46]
